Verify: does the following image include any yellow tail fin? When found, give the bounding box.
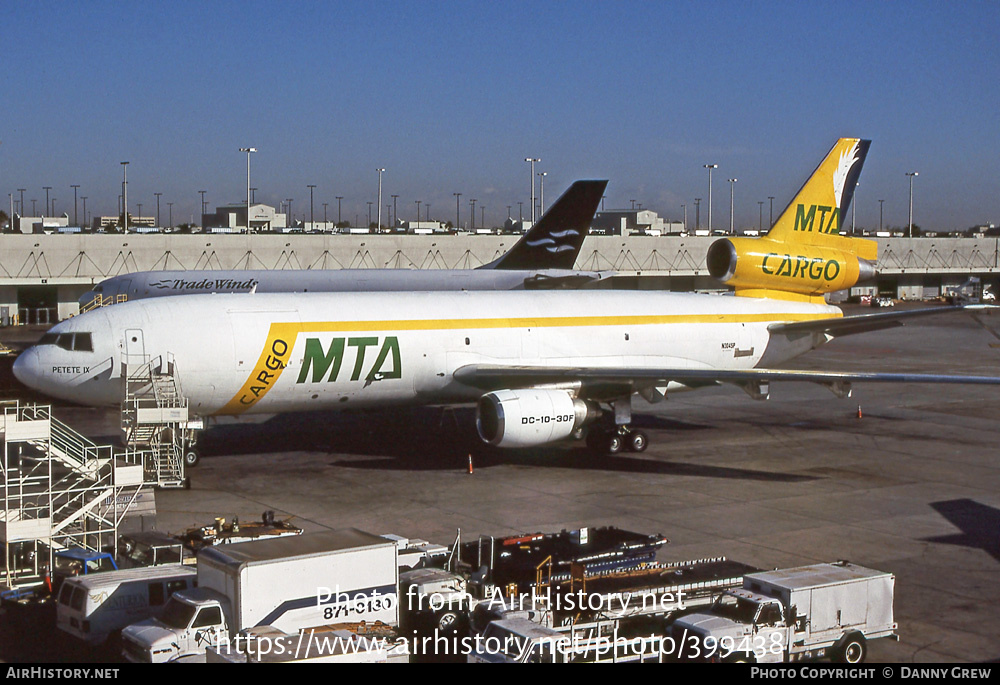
[767,138,875,260]
[707,138,877,302]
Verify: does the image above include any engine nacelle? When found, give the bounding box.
[707,237,876,298]
[476,389,599,448]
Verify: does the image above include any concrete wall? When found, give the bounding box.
[0,234,997,323]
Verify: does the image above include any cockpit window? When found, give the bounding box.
[38,332,93,352]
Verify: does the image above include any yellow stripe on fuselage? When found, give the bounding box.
[220,310,842,414]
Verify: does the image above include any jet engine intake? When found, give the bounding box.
[476,388,599,448]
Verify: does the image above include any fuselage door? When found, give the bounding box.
[123,328,147,368]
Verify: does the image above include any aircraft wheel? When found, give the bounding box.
[607,433,624,455]
[184,449,200,468]
[628,430,648,453]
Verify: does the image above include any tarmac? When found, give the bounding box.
[3,303,1000,663]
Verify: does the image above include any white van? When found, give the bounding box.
[56,565,197,645]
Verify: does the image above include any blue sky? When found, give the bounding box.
[2,1,998,231]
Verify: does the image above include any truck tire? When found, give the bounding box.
[834,633,867,664]
[434,609,467,637]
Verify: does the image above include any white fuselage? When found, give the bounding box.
[14,290,840,416]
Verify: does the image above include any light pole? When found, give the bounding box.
[43,187,51,217]
[768,196,775,229]
[120,163,129,231]
[470,199,476,230]
[682,204,687,233]
[538,172,547,214]
[694,198,701,230]
[154,192,162,228]
[376,168,385,232]
[391,195,399,228]
[851,182,858,234]
[308,184,316,229]
[71,185,80,226]
[336,197,343,226]
[454,192,462,230]
[480,205,486,229]
[906,172,918,237]
[82,197,88,229]
[728,178,737,234]
[239,147,256,230]
[704,164,718,232]
[17,189,25,218]
[199,190,207,226]
[525,157,540,224]
[415,200,421,224]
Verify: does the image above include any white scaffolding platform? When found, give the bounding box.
[1,402,146,591]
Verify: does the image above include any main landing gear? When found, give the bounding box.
[584,396,647,455]
[585,425,648,455]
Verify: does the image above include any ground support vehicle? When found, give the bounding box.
[669,561,897,663]
[121,529,398,662]
[56,564,196,644]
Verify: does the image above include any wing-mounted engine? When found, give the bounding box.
[707,237,876,301]
[476,388,600,448]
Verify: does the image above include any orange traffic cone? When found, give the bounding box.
[468,454,474,474]
[857,404,863,419]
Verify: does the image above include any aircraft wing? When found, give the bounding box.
[453,364,1000,397]
[768,304,997,338]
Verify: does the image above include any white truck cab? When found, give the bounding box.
[122,587,229,662]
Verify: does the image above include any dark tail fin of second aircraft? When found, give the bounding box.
[484,179,608,270]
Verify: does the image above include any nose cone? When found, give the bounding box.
[12,346,41,390]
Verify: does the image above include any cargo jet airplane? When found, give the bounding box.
[15,139,1000,465]
[78,180,609,308]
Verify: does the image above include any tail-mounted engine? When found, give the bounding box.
[707,237,876,301]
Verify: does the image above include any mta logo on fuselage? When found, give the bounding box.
[296,336,401,384]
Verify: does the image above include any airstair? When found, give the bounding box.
[1,402,146,591]
[121,354,192,489]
